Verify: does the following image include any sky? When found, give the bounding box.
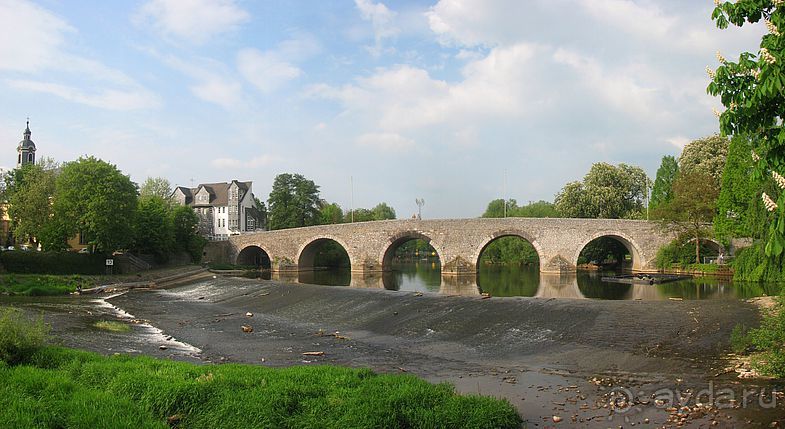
[0,0,768,219]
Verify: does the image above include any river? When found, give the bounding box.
[291,262,782,300]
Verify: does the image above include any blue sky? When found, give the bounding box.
[0,0,767,218]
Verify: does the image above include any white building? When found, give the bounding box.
[172,181,263,240]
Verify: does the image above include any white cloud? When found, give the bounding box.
[579,0,676,42]
[356,132,414,152]
[237,49,302,93]
[211,154,278,169]
[6,79,161,110]
[136,0,249,44]
[309,43,546,133]
[151,51,243,109]
[0,0,160,110]
[0,0,73,72]
[666,136,690,150]
[354,0,399,56]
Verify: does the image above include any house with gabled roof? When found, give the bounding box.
[173,180,263,240]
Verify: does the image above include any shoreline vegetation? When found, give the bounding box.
[0,308,521,429]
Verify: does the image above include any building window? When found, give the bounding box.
[18,154,21,164]
[27,153,33,162]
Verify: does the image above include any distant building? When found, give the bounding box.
[17,120,36,167]
[173,181,263,240]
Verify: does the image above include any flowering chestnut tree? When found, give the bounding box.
[708,0,785,256]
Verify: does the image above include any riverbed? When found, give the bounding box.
[5,274,784,428]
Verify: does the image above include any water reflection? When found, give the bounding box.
[292,263,781,301]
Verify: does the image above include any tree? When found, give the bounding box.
[371,202,396,220]
[482,199,518,218]
[51,156,138,252]
[172,205,206,262]
[5,160,58,246]
[678,135,729,188]
[709,1,785,257]
[140,177,173,202]
[649,155,679,213]
[133,196,174,262]
[345,208,373,222]
[656,172,720,264]
[253,197,268,230]
[515,200,558,218]
[267,173,320,230]
[320,202,344,225]
[714,135,769,243]
[554,163,648,219]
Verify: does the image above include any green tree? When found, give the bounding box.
[649,155,679,213]
[554,163,648,219]
[320,202,344,225]
[514,200,558,218]
[678,135,729,188]
[709,1,785,257]
[5,160,58,247]
[481,199,518,218]
[345,208,374,222]
[51,157,138,252]
[139,177,173,202]
[172,205,206,263]
[714,135,769,243]
[133,196,174,262]
[253,197,268,230]
[371,202,396,220]
[656,172,720,264]
[267,173,321,230]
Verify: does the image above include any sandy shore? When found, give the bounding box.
[11,275,784,428]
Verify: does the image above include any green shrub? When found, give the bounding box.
[0,308,49,365]
[732,242,785,282]
[747,293,785,377]
[730,324,752,354]
[0,251,106,275]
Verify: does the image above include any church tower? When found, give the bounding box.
[17,119,36,167]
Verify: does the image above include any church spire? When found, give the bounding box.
[23,117,31,140]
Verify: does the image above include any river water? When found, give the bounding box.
[292,262,781,300]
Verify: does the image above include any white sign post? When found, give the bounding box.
[106,258,114,274]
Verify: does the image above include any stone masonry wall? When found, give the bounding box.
[227,218,677,274]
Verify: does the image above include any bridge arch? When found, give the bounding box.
[573,231,645,271]
[236,245,272,270]
[296,236,353,271]
[472,229,545,270]
[379,231,443,272]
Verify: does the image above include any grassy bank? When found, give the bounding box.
[0,274,89,296]
[732,291,785,377]
[0,308,521,428]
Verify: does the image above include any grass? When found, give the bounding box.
[0,275,91,296]
[731,291,785,377]
[0,308,522,428]
[93,321,131,333]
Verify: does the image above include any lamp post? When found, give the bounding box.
[415,198,425,220]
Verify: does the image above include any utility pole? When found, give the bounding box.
[350,176,354,223]
[503,169,507,218]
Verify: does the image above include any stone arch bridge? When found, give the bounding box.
[211,218,677,274]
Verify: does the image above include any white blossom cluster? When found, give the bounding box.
[706,66,716,79]
[716,51,728,64]
[752,150,761,162]
[712,107,722,118]
[765,19,781,36]
[774,171,785,189]
[774,0,785,7]
[763,192,779,212]
[760,48,777,64]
